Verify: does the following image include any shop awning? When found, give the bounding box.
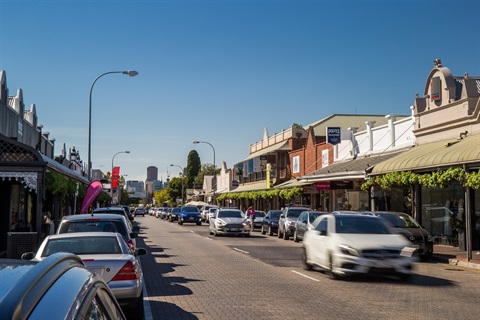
[371,135,480,175]
[298,150,407,182]
[230,181,269,192]
[242,141,290,161]
[275,179,312,189]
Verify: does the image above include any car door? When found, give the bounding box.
[309,216,330,267]
[262,212,271,231]
[209,209,218,232]
[296,212,307,238]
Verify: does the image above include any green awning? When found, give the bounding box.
[372,135,480,175]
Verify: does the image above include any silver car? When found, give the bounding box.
[23,232,146,320]
[209,208,251,237]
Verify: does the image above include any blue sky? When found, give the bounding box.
[1,0,479,182]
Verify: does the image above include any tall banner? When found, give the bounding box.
[80,180,103,214]
[112,166,120,189]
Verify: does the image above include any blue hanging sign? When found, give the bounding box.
[327,127,341,145]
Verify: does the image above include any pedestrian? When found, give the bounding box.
[246,206,256,231]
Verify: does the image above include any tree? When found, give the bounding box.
[186,150,201,188]
[167,177,184,203]
[154,189,171,207]
[194,163,217,185]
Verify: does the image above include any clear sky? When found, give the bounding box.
[1,0,479,182]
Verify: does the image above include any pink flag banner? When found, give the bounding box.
[80,180,103,214]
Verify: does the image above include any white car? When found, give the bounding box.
[209,208,251,237]
[303,214,416,281]
[22,232,147,320]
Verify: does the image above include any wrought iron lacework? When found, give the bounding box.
[0,138,38,162]
[0,172,37,192]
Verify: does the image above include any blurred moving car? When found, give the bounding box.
[209,208,251,237]
[178,206,202,225]
[57,213,139,252]
[366,211,434,259]
[293,210,328,242]
[278,206,312,240]
[0,252,126,319]
[303,214,416,280]
[23,232,146,320]
[261,210,282,236]
[251,210,266,231]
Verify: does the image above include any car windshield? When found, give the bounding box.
[287,209,305,218]
[43,236,121,257]
[172,208,180,213]
[336,217,392,234]
[182,207,199,212]
[218,211,243,218]
[254,212,266,217]
[271,212,281,219]
[378,213,421,228]
[58,220,128,237]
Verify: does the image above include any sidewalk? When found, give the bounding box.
[431,244,480,270]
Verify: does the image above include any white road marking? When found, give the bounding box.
[205,237,212,240]
[291,270,321,282]
[233,247,250,254]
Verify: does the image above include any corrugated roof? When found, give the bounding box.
[229,181,268,193]
[372,135,480,175]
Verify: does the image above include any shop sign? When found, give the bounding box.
[303,185,317,193]
[327,127,341,145]
[316,181,330,190]
[430,77,441,101]
[330,180,353,189]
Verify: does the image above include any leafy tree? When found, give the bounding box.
[186,150,201,188]
[154,188,171,206]
[167,177,184,203]
[194,163,217,185]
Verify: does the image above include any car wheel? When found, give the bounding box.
[283,230,289,240]
[196,222,201,226]
[125,292,144,320]
[261,226,266,235]
[293,230,299,242]
[399,273,411,282]
[326,254,340,280]
[213,229,218,237]
[245,233,250,237]
[179,220,183,225]
[268,226,273,236]
[303,248,313,271]
[277,228,283,238]
[209,229,213,235]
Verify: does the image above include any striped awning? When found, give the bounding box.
[372,135,480,175]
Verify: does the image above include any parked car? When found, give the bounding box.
[22,232,146,319]
[134,207,146,217]
[93,207,133,227]
[169,207,181,222]
[209,208,251,237]
[366,211,434,259]
[293,210,328,242]
[0,252,126,319]
[207,207,219,223]
[178,206,201,225]
[278,206,312,240]
[250,210,266,231]
[114,205,134,221]
[201,205,218,222]
[56,213,139,252]
[303,214,416,280]
[261,210,282,236]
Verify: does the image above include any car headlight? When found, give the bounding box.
[287,220,295,226]
[243,220,251,227]
[338,244,360,256]
[217,219,226,226]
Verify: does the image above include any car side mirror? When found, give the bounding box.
[280,214,284,218]
[21,252,35,260]
[132,226,140,232]
[135,248,147,256]
[130,232,138,239]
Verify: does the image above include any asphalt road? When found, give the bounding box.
[136,215,480,320]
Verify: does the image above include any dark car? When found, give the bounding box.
[114,205,134,221]
[93,207,133,227]
[134,207,146,217]
[368,211,434,259]
[278,206,312,240]
[0,252,126,319]
[178,206,201,225]
[293,210,328,242]
[169,207,181,222]
[261,210,282,236]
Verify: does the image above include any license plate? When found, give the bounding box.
[189,217,195,220]
[372,260,391,268]
[229,228,239,232]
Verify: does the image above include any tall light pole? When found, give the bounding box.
[87,70,138,180]
[170,164,185,205]
[192,140,216,204]
[111,151,130,204]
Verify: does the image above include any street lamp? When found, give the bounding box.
[192,140,216,204]
[87,70,138,180]
[111,151,130,204]
[170,164,185,205]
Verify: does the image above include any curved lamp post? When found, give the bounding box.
[111,151,130,204]
[170,164,185,205]
[87,70,138,180]
[192,140,216,204]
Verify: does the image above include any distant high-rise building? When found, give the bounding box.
[126,180,144,193]
[147,166,158,181]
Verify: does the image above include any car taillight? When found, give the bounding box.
[112,260,139,281]
[127,239,135,251]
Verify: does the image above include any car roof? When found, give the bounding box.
[61,213,126,220]
[47,232,121,239]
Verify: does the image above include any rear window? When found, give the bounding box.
[43,236,121,256]
[58,220,128,237]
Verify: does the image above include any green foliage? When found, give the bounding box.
[194,163,216,185]
[45,171,78,200]
[362,167,479,191]
[215,187,301,203]
[186,150,201,188]
[154,188,171,206]
[167,177,184,202]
